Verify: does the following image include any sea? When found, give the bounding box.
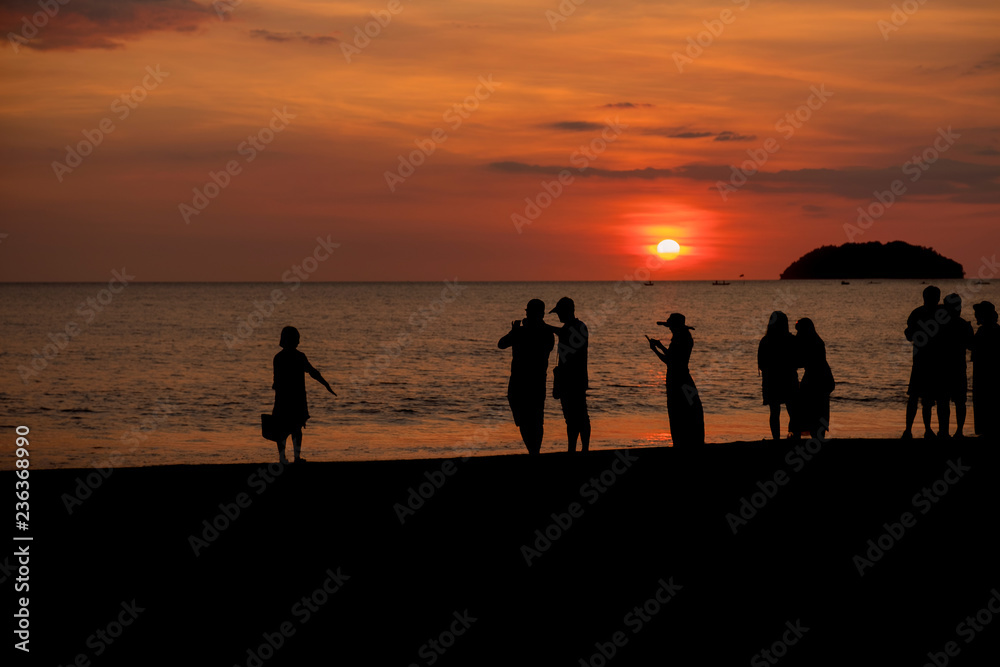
[1,280,994,469]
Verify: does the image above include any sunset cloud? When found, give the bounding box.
[249,29,339,46]
[599,102,655,108]
[488,159,1000,202]
[1,0,997,281]
[714,131,757,142]
[2,0,216,51]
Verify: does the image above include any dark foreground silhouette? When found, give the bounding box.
[792,317,834,441]
[548,297,591,452]
[972,300,1000,437]
[938,294,974,437]
[758,311,799,440]
[647,313,704,446]
[498,299,554,455]
[20,439,1000,664]
[270,326,335,463]
[904,285,942,439]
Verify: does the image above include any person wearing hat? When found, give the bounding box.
[547,297,591,452]
[498,299,555,455]
[971,300,1000,438]
[648,313,705,446]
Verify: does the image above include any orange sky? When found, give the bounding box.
[1,0,998,281]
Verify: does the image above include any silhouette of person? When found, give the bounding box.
[937,294,974,438]
[498,299,554,455]
[757,311,799,440]
[648,313,705,446]
[903,285,943,439]
[792,318,834,441]
[271,326,335,463]
[547,297,590,452]
[971,301,1000,438]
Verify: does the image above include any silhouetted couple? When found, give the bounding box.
[903,286,980,439]
[647,313,704,446]
[499,297,590,454]
[758,311,834,440]
[270,326,336,463]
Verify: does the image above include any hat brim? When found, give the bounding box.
[656,321,694,329]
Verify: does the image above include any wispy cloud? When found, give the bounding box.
[714,131,757,142]
[964,52,1000,75]
[1,0,216,51]
[801,204,828,218]
[546,121,607,131]
[249,29,339,46]
[600,102,655,108]
[488,159,1000,203]
[637,128,717,139]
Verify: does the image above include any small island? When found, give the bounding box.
[779,241,964,279]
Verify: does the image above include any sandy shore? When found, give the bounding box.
[12,437,1000,664]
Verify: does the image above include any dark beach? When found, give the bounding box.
[12,437,1000,665]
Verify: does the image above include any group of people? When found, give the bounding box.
[904,286,1000,439]
[499,294,834,453]
[499,296,706,452]
[262,287,1000,462]
[498,297,592,454]
[497,287,999,452]
[757,311,836,442]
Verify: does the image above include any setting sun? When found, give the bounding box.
[657,239,681,256]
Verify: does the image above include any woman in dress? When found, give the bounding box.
[648,313,705,446]
[793,318,834,440]
[757,311,799,440]
[272,326,336,463]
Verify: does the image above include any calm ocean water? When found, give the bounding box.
[2,280,995,469]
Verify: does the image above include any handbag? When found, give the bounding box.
[260,414,285,442]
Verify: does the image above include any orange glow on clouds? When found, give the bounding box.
[0,0,997,281]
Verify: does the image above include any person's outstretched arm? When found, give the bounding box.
[305,357,337,395]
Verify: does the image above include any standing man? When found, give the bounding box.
[938,294,974,438]
[498,299,554,455]
[903,285,943,439]
[548,297,591,452]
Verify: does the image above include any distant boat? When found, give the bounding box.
[643,280,654,286]
[712,280,730,286]
[841,280,850,285]
[974,280,990,285]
